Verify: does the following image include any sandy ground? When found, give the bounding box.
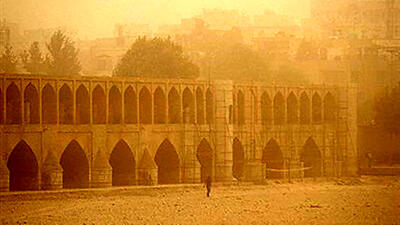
[1,176,400,225]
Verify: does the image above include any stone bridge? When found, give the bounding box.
[0,74,358,191]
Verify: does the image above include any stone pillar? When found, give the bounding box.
[41,151,63,190]
[244,160,264,183]
[137,150,157,185]
[91,149,112,188]
[213,80,233,182]
[0,159,9,192]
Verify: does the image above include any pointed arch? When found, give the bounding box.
[124,86,137,124]
[273,92,285,125]
[139,87,152,124]
[196,87,204,124]
[109,140,136,186]
[154,87,166,124]
[301,138,322,177]
[6,82,21,124]
[183,87,195,124]
[42,84,57,124]
[261,92,272,125]
[196,138,213,182]
[60,140,89,188]
[76,84,90,124]
[155,139,180,184]
[92,85,106,124]
[312,93,322,123]
[237,90,245,125]
[7,140,39,191]
[300,92,310,124]
[109,85,122,124]
[59,84,73,124]
[287,92,298,124]
[24,83,39,124]
[0,88,3,124]
[324,92,336,122]
[232,138,245,180]
[262,139,284,179]
[206,88,214,124]
[168,87,181,124]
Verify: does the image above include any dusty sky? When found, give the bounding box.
[4,0,310,39]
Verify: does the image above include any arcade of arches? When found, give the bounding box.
[0,75,358,191]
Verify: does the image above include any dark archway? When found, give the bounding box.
[300,92,310,124]
[139,87,152,124]
[183,87,195,124]
[312,93,322,123]
[196,87,204,124]
[287,92,298,124]
[109,140,136,186]
[60,140,89,188]
[24,83,39,124]
[262,139,284,179]
[301,138,322,178]
[154,87,166,124]
[237,90,245,125]
[124,86,137,124]
[42,84,57,124]
[92,85,106,124]
[261,92,272,125]
[0,88,3,124]
[196,139,213,182]
[7,141,39,191]
[168,87,181,124]
[206,88,214,124]
[6,82,21,124]
[76,84,90,124]
[59,84,73,124]
[109,86,122,124]
[324,92,336,123]
[154,139,180,184]
[274,92,285,125]
[232,138,245,180]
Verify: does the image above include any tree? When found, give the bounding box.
[21,42,47,74]
[0,45,18,73]
[46,30,81,76]
[113,36,199,79]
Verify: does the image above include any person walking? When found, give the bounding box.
[205,176,212,197]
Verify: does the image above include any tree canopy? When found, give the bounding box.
[375,83,400,135]
[0,45,18,73]
[21,41,47,74]
[113,36,199,79]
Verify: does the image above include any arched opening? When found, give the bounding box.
[261,92,272,125]
[196,139,212,182]
[206,88,214,124]
[24,83,39,124]
[154,87,166,124]
[237,90,245,125]
[108,86,122,124]
[124,86,137,124]
[7,141,39,191]
[300,92,310,124]
[59,84,73,124]
[287,92,298,124]
[168,87,181,124]
[60,140,89,188]
[154,139,180,184]
[312,93,322,123]
[196,87,204,124]
[109,140,136,186]
[92,85,106,124]
[232,138,245,180]
[324,92,336,123]
[301,138,322,178]
[182,87,194,124]
[139,87,152,124]
[76,84,90,124]
[6,82,21,124]
[232,94,237,124]
[0,88,3,124]
[274,92,285,125]
[42,84,57,124]
[262,139,284,179]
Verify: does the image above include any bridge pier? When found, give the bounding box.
[91,150,112,188]
[41,151,63,190]
[0,159,9,192]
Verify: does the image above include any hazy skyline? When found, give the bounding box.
[4,0,310,39]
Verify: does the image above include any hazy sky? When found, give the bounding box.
[4,0,310,39]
